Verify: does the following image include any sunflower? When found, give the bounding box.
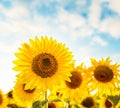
[88,57,120,95]
[5,90,23,108]
[5,90,16,107]
[48,89,63,102]
[0,89,6,108]
[58,63,90,103]
[5,90,14,104]
[99,96,114,108]
[13,36,73,91]
[80,95,99,108]
[48,102,64,108]
[13,78,43,107]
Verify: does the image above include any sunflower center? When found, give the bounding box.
[56,91,62,97]
[43,58,51,67]
[23,84,35,93]
[81,97,94,107]
[105,99,112,107]
[65,71,82,89]
[94,66,113,83]
[48,103,56,108]
[7,91,13,98]
[32,53,58,78]
[7,103,19,108]
[0,94,3,105]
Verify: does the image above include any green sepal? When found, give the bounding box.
[108,95,120,106]
[49,98,61,102]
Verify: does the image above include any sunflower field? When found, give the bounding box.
[0,36,120,108]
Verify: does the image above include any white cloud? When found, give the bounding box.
[88,0,101,29]
[111,53,120,64]
[77,25,93,37]
[0,53,17,93]
[0,4,29,20]
[0,42,17,53]
[99,17,120,39]
[109,0,120,14]
[0,67,16,93]
[88,0,120,39]
[0,21,12,36]
[56,8,86,29]
[55,8,94,40]
[74,46,93,67]
[90,36,108,46]
[76,0,87,6]
[0,0,119,40]
[0,4,32,37]
[0,3,86,40]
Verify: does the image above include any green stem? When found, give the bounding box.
[44,90,48,108]
[65,100,70,108]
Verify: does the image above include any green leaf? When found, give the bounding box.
[40,100,48,106]
[108,95,120,106]
[74,104,80,108]
[7,103,25,108]
[32,101,42,108]
[32,100,48,108]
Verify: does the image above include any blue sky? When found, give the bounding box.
[0,0,120,92]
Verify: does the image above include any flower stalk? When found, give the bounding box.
[44,90,48,108]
